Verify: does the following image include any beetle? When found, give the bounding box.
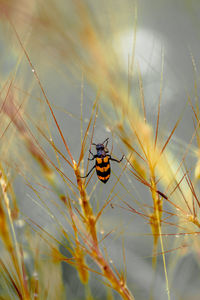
[80,138,124,183]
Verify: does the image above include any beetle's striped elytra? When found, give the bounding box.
[96,163,110,172]
[96,156,111,183]
[80,138,124,183]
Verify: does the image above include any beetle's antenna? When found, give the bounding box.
[102,138,109,144]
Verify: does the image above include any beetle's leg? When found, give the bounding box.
[88,157,94,161]
[89,149,94,155]
[110,155,124,163]
[79,165,96,178]
[88,150,96,161]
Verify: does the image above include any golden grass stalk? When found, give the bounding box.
[0,167,30,299]
[5,18,135,299]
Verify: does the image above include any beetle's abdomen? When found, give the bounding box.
[96,156,111,183]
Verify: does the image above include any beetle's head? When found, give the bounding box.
[92,138,109,154]
[96,143,104,151]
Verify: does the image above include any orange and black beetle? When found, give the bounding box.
[80,138,124,183]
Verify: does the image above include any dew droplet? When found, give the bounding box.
[33,271,38,278]
[15,219,25,228]
[106,127,111,132]
[25,275,29,281]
